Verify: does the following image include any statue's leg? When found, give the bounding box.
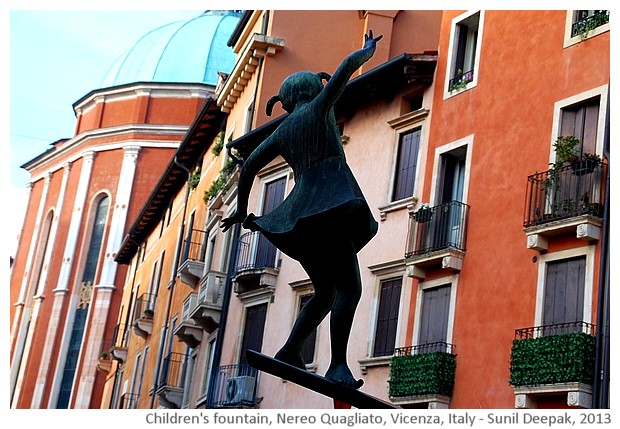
[323,237,363,388]
[275,260,336,369]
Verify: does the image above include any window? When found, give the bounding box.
[446,11,484,95]
[392,128,422,202]
[239,303,268,365]
[256,175,286,268]
[559,97,600,157]
[56,195,109,408]
[571,10,610,38]
[418,284,451,350]
[543,257,586,328]
[372,278,402,357]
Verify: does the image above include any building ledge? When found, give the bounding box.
[513,382,592,408]
[157,386,184,409]
[110,346,128,363]
[525,215,602,252]
[390,394,451,409]
[177,259,205,288]
[174,322,203,348]
[234,267,279,294]
[405,249,465,280]
[132,316,153,339]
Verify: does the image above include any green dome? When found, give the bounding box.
[101,10,241,87]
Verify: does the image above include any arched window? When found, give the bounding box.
[57,195,109,408]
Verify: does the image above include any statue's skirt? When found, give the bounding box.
[243,156,378,261]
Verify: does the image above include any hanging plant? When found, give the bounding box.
[211,131,225,157]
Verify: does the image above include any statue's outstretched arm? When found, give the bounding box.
[319,30,383,110]
[220,137,279,232]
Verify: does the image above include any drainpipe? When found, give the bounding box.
[592,86,610,408]
[148,156,192,408]
[205,10,270,408]
[205,222,241,408]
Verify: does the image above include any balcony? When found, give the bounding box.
[132,293,156,339]
[389,342,456,409]
[509,322,596,408]
[157,352,187,409]
[208,363,260,408]
[109,323,129,363]
[97,339,113,373]
[173,293,203,348]
[119,393,139,409]
[177,228,207,288]
[448,68,474,92]
[571,10,610,38]
[233,231,280,294]
[523,160,606,252]
[190,270,226,333]
[405,201,469,279]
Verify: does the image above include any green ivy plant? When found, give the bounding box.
[509,331,596,387]
[211,131,225,157]
[389,352,456,398]
[203,159,236,203]
[574,11,610,40]
[189,166,201,190]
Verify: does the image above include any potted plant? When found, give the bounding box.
[414,203,433,223]
[571,152,601,176]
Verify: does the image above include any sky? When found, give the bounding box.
[6,7,212,253]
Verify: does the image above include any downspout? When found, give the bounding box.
[148,156,192,408]
[206,10,270,408]
[592,85,610,408]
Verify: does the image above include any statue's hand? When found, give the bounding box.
[220,210,247,233]
[364,30,383,50]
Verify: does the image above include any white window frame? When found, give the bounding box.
[550,84,609,165]
[564,10,610,48]
[365,260,408,363]
[380,109,430,218]
[444,10,485,99]
[429,134,474,206]
[534,246,595,328]
[412,275,459,348]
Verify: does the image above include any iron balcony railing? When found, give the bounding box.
[523,159,606,228]
[515,321,596,339]
[395,341,456,356]
[119,392,139,409]
[208,363,259,408]
[181,228,207,263]
[405,201,470,258]
[234,231,279,274]
[159,352,187,390]
[571,10,610,37]
[133,292,156,322]
[448,68,474,92]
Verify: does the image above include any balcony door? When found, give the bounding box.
[418,284,451,352]
[256,176,286,268]
[542,256,586,335]
[435,149,466,249]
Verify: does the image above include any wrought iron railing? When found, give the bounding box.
[514,321,596,339]
[133,293,156,322]
[119,392,140,409]
[208,363,259,408]
[571,10,610,37]
[405,201,470,258]
[448,68,474,92]
[234,231,279,274]
[181,228,207,263]
[523,159,606,228]
[159,352,187,390]
[394,341,456,356]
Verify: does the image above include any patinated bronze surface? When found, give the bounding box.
[222,31,382,389]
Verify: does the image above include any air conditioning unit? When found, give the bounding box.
[225,376,256,405]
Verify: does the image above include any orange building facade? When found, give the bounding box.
[12,10,609,411]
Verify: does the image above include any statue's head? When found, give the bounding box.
[266,71,331,115]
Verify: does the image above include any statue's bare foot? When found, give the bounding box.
[274,348,306,370]
[325,363,364,389]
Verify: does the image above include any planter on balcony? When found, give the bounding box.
[509,331,596,387]
[389,350,456,398]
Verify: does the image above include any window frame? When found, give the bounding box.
[534,246,595,328]
[444,10,485,99]
[413,275,458,348]
[564,10,610,48]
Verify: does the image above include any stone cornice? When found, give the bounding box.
[217,33,285,113]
